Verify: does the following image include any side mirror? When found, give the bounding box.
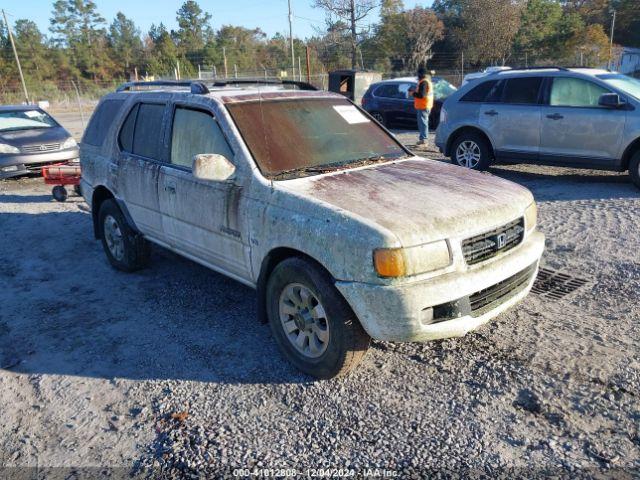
[598,93,624,109]
[192,153,236,182]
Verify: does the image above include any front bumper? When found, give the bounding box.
[0,148,80,179]
[336,230,545,342]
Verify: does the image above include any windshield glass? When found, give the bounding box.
[226,98,407,180]
[433,77,457,99]
[597,74,640,100]
[0,109,57,132]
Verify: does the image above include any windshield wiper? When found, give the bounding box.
[270,154,410,180]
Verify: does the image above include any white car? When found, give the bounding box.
[80,80,545,378]
[462,66,512,86]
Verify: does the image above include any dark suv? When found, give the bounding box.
[361,76,457,130]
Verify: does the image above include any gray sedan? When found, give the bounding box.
[0,105,79,179]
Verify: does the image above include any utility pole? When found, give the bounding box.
[2,10,29,104]
[460,52,464,85]
[288,0,295,78]
[609,9,616,70]
[350,0,357,69]
[223,47,228,78]
[305,45,311,83]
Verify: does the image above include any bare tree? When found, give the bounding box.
[313,0,379,68]
[454,0,525,65]
[404,7,444,70]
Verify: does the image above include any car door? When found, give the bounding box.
[116,101,167,239]
[479,76,544,162]
[372,83,405,123]
[539,76,626,166]
[157,104,252,280]
[397,82,417,123]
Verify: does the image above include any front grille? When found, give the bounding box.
[21,143,61,154]
[462,218,525,265]
[469,263,537,317]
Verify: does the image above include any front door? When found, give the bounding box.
[157,105,251,280]
[116,101,167,239]
[539,77,626,166]
[479,77,544,162]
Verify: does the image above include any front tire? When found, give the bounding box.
[98,199,150,272]
[629,150,640,190]
[370,111,386,127]
[451,132,492,171]
[266,257,371,379]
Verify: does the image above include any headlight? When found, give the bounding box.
[374,240,452,278]
[61,137,77,149]
[439,107,448,125]
[524,202,537,233]
[0,143,20,154]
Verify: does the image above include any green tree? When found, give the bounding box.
[175,1,213,59]
[514,0,564,61]
[109,12,143,76]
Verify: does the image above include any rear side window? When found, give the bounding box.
[460,80,499,102]
[83,99,124,146]
[118,103,165,160]
[502,77,543,104]
[170,108,233,169]
[375,84,402,98]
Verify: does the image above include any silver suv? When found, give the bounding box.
[81,80,544,378]
[435,67,640,188]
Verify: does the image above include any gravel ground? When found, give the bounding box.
[0,125,639,478]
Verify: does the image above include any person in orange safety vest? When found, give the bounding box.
[410,67,434,146]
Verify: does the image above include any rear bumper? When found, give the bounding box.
[336,230,545,342]
[0,148,80,178]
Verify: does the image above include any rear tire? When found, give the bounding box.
[98,199,150,272]
[629,150,640,190]
[451,132,492,171]
[266,257,371,379]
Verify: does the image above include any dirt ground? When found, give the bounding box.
[0,120,639,478]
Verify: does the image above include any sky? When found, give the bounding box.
[2,0,429,39]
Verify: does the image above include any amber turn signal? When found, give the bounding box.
[373,248,406,278]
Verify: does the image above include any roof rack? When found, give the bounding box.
[489,66,569,75]
[116,78,318,94]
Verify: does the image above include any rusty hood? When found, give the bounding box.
[277,158,534,246]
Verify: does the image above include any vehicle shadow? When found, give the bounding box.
[0,194,56,203]
[0,211,309,385]
[487,166,640,202]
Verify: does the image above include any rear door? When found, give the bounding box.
[397,82,417,123]
[116,101,168,240]
[157,104,252,280]
[479,76,544,162]
[539,76,626,166]
[372,83,406,124]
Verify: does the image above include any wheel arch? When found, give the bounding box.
[621,137,640,171]
[91,186,138,239]
[256,247,335,324]
[446,125,495,159]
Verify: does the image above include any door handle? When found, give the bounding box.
[484,110,499,116]
[164,181,177,194]
[546,113,564,120]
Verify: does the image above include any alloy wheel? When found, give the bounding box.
[103,215,125,261]
[455,140,481,169]
[279,283,330,358]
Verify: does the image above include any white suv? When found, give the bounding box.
[80,80,545,378]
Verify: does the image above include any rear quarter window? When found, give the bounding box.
[118,102,165,160]
[83,99,125,146]
[460,80,499,102]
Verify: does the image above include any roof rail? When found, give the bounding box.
[116,80,210,94]
[489,66,569,75]
[211,78,318,91]
[116,78,318,94]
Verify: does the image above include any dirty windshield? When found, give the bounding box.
[226,97,407,180]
